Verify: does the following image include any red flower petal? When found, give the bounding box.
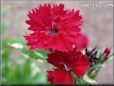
[46,32,78,52]
[52,4,66,16]
[48,68,73,84]
[26,4,51,31]
[24,32,51,50]
[74,34,89,50]
[71,51,90,78]
[72,65,90,79]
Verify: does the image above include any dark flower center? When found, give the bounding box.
[48,20,59,35]
[63,64,71,72]
[49,27,59,34]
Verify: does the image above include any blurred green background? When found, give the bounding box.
[1,6,49,84]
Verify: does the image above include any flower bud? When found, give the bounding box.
[102,48,111,61]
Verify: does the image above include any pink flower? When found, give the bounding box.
[24,4,88,52]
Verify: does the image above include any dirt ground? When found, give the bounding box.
[1,0,113,84]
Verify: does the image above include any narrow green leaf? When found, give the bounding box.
[106,54,114,62]
[83,75,97,84]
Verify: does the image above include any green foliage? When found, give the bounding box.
[8,36,48,60]
[2,54,47,84]
[1,7,48,84]
[1,36,48,84]
[87,50,114,80]
[71,72,90,85]
[1,39,48,84]
[22,46,48,60]
[106,54,114,62]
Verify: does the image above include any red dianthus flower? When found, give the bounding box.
[25,4,88,52]
[47,49,91,84]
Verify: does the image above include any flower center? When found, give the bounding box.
[48,23,59,35]
[50,27,59,34]
[48,19,59,35]
[63,64,71,72]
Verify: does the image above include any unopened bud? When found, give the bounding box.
[102,48,111,61]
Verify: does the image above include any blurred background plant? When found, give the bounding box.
[1,7,48,85]
[85,47,113,84]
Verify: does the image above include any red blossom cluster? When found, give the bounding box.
[24,4,90,85]
[24,4,111,85]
